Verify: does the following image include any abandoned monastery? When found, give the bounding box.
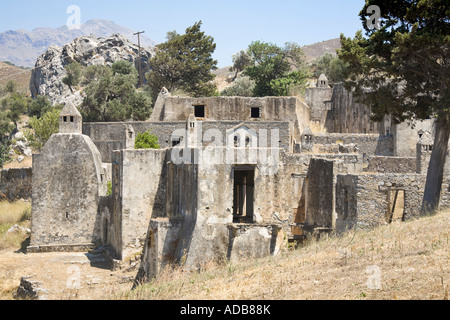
[26,74,450,281]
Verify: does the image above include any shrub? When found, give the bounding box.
[220,76,255,97]
[135,130,161,150]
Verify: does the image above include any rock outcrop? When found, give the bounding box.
[0,19,155,68]
[30,33,154,105]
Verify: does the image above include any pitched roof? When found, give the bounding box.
[59,102,82,117]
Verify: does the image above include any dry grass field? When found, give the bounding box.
[124,210,449,301]
[0,203,448,300]
[0,62,31,95]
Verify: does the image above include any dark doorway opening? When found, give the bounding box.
[233,167,255,223]
[387,189,405,223]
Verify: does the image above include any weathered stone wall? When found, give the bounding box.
[98,195,113,246]
[138,147,289,279]
[335,175,358,234]
[305,86,333,126]
[227,224,283,262]
[0,168,32,200]
[151,96,307,122]
[83,121,293,163]
[365,156,417,174]
[325,84,383,135]
[30,133,105,249]
[110,149,167,260]
[311,133,394,158]
[150,96,310,145]
[335,173,450,234]
[305,159,334,229]
[392,119,434,157]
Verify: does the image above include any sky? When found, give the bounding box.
[0,0,367,67]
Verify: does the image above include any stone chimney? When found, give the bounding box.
[416,131,433,174]
[59,102,82,134]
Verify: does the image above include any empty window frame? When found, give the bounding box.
[172,138,182,147]
[251,107,261,119]
[194,105,205,118]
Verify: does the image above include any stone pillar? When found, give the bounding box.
[416,131,433,174]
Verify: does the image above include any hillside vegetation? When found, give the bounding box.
[122,210,449,300]
[0,62,31,95]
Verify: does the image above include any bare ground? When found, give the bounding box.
[0,248,137,300]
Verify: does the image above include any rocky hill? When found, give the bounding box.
[0,19,155,68]
[302,38,342,62]
[30,33,155,106]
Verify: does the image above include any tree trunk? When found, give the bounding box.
[421,118,450,215]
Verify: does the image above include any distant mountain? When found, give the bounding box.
[0,19,155,68]
[302,38,342,62]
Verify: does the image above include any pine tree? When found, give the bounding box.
[338,0,450,215]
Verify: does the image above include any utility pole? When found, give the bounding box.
[134,31,145,88]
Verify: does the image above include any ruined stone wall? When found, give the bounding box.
[110,149,167,260]
[150,96,310,144]
[311,133,394,158]
[305,86,333,125]
[305,159,334,228]
[139,147,289,279]
[83,121,293,163]
[335,173,450,234]
[365,156,417,174]
[83,122,185,163]
[153,96,306,122]
[325,84,382,134]
[392,119,435,157]
[0,168,32,201]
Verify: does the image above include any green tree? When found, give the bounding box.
[80,61,152,122]
[0,143,11,169]
[135,130,161,149]
[28,95,54,118]
[221,76,255,97]
[269,70,310,97]
[0,92,29,129]
[230,50,252,81]
[244,41,307,97]
[311,53,349,84]
[25,108,61,151]
[5,80,18,94]
[338,0,450,215]
[0,110,14,168]
[62,62,83,93]
[146,21,218,98]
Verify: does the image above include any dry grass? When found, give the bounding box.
[0,62,31,95]
[0,200,31,250]
[122,210,450,301]
[2,157,33,169]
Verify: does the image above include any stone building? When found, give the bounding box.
[28,78,450,281]
[28,103,108,252]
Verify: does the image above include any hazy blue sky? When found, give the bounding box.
[0,0,367,67]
